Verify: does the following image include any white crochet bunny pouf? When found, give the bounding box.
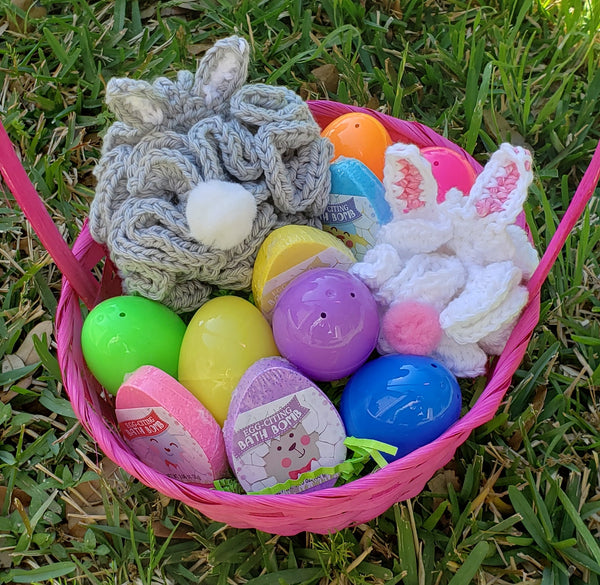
[350,142,539,377]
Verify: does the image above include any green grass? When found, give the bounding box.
[0,0,599,583]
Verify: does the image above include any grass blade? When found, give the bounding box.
[9,562,77,583]
[464,62,493,153]
[507,486,553,556]
[555,482,600,564]
[394,503,418,585]
[447,541,490,585]
[244,568,324,585]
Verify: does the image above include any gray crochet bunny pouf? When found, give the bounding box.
[89,36,333,313]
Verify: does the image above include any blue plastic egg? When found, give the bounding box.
[340,354,461,460]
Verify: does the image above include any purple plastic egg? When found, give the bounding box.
[272,268,379,381]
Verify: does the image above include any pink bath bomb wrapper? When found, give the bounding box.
[115,365,229,484]
[223,357,347,494]
[382,301,442,355]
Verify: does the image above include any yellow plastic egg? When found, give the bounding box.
[178,296,279,426]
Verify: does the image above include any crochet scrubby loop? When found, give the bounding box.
[89,36,332,313]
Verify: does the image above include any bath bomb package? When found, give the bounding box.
[115,366,229,485]
[222,357,347,494]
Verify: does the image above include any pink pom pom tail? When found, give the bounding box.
[382,301,442,355]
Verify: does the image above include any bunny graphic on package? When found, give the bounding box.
[89,36,332,313]
[350,142,539,377]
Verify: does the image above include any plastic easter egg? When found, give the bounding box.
[421,146,478,203]
[321,113,393,180]
[340,354,462,460]
[81,295,187,395]
[178,296,279,426]
[252,225,355,322]
[272,268,379,381]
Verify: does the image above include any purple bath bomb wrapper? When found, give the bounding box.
[223,357,346,494]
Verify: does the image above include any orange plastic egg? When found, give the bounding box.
[321,113,393,180]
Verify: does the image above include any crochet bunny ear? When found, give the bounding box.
[375,143,453,256]
[383,143,439,219]
[466,143,533,225]
[193,36,250,109]
[105,78,169,130]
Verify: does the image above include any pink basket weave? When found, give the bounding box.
[2,101,600,536]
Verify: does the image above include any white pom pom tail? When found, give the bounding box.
[186,180,257,250]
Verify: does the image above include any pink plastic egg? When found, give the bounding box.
[421,146,478,202]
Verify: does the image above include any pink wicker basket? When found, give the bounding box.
[2,101,599,536]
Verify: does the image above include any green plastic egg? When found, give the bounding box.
[81,295,187,395]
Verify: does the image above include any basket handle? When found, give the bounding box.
[527,141,600,297]
[0,121,99,309]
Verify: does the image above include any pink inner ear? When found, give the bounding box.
[393,160,426,212]
[475,161,520,217]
